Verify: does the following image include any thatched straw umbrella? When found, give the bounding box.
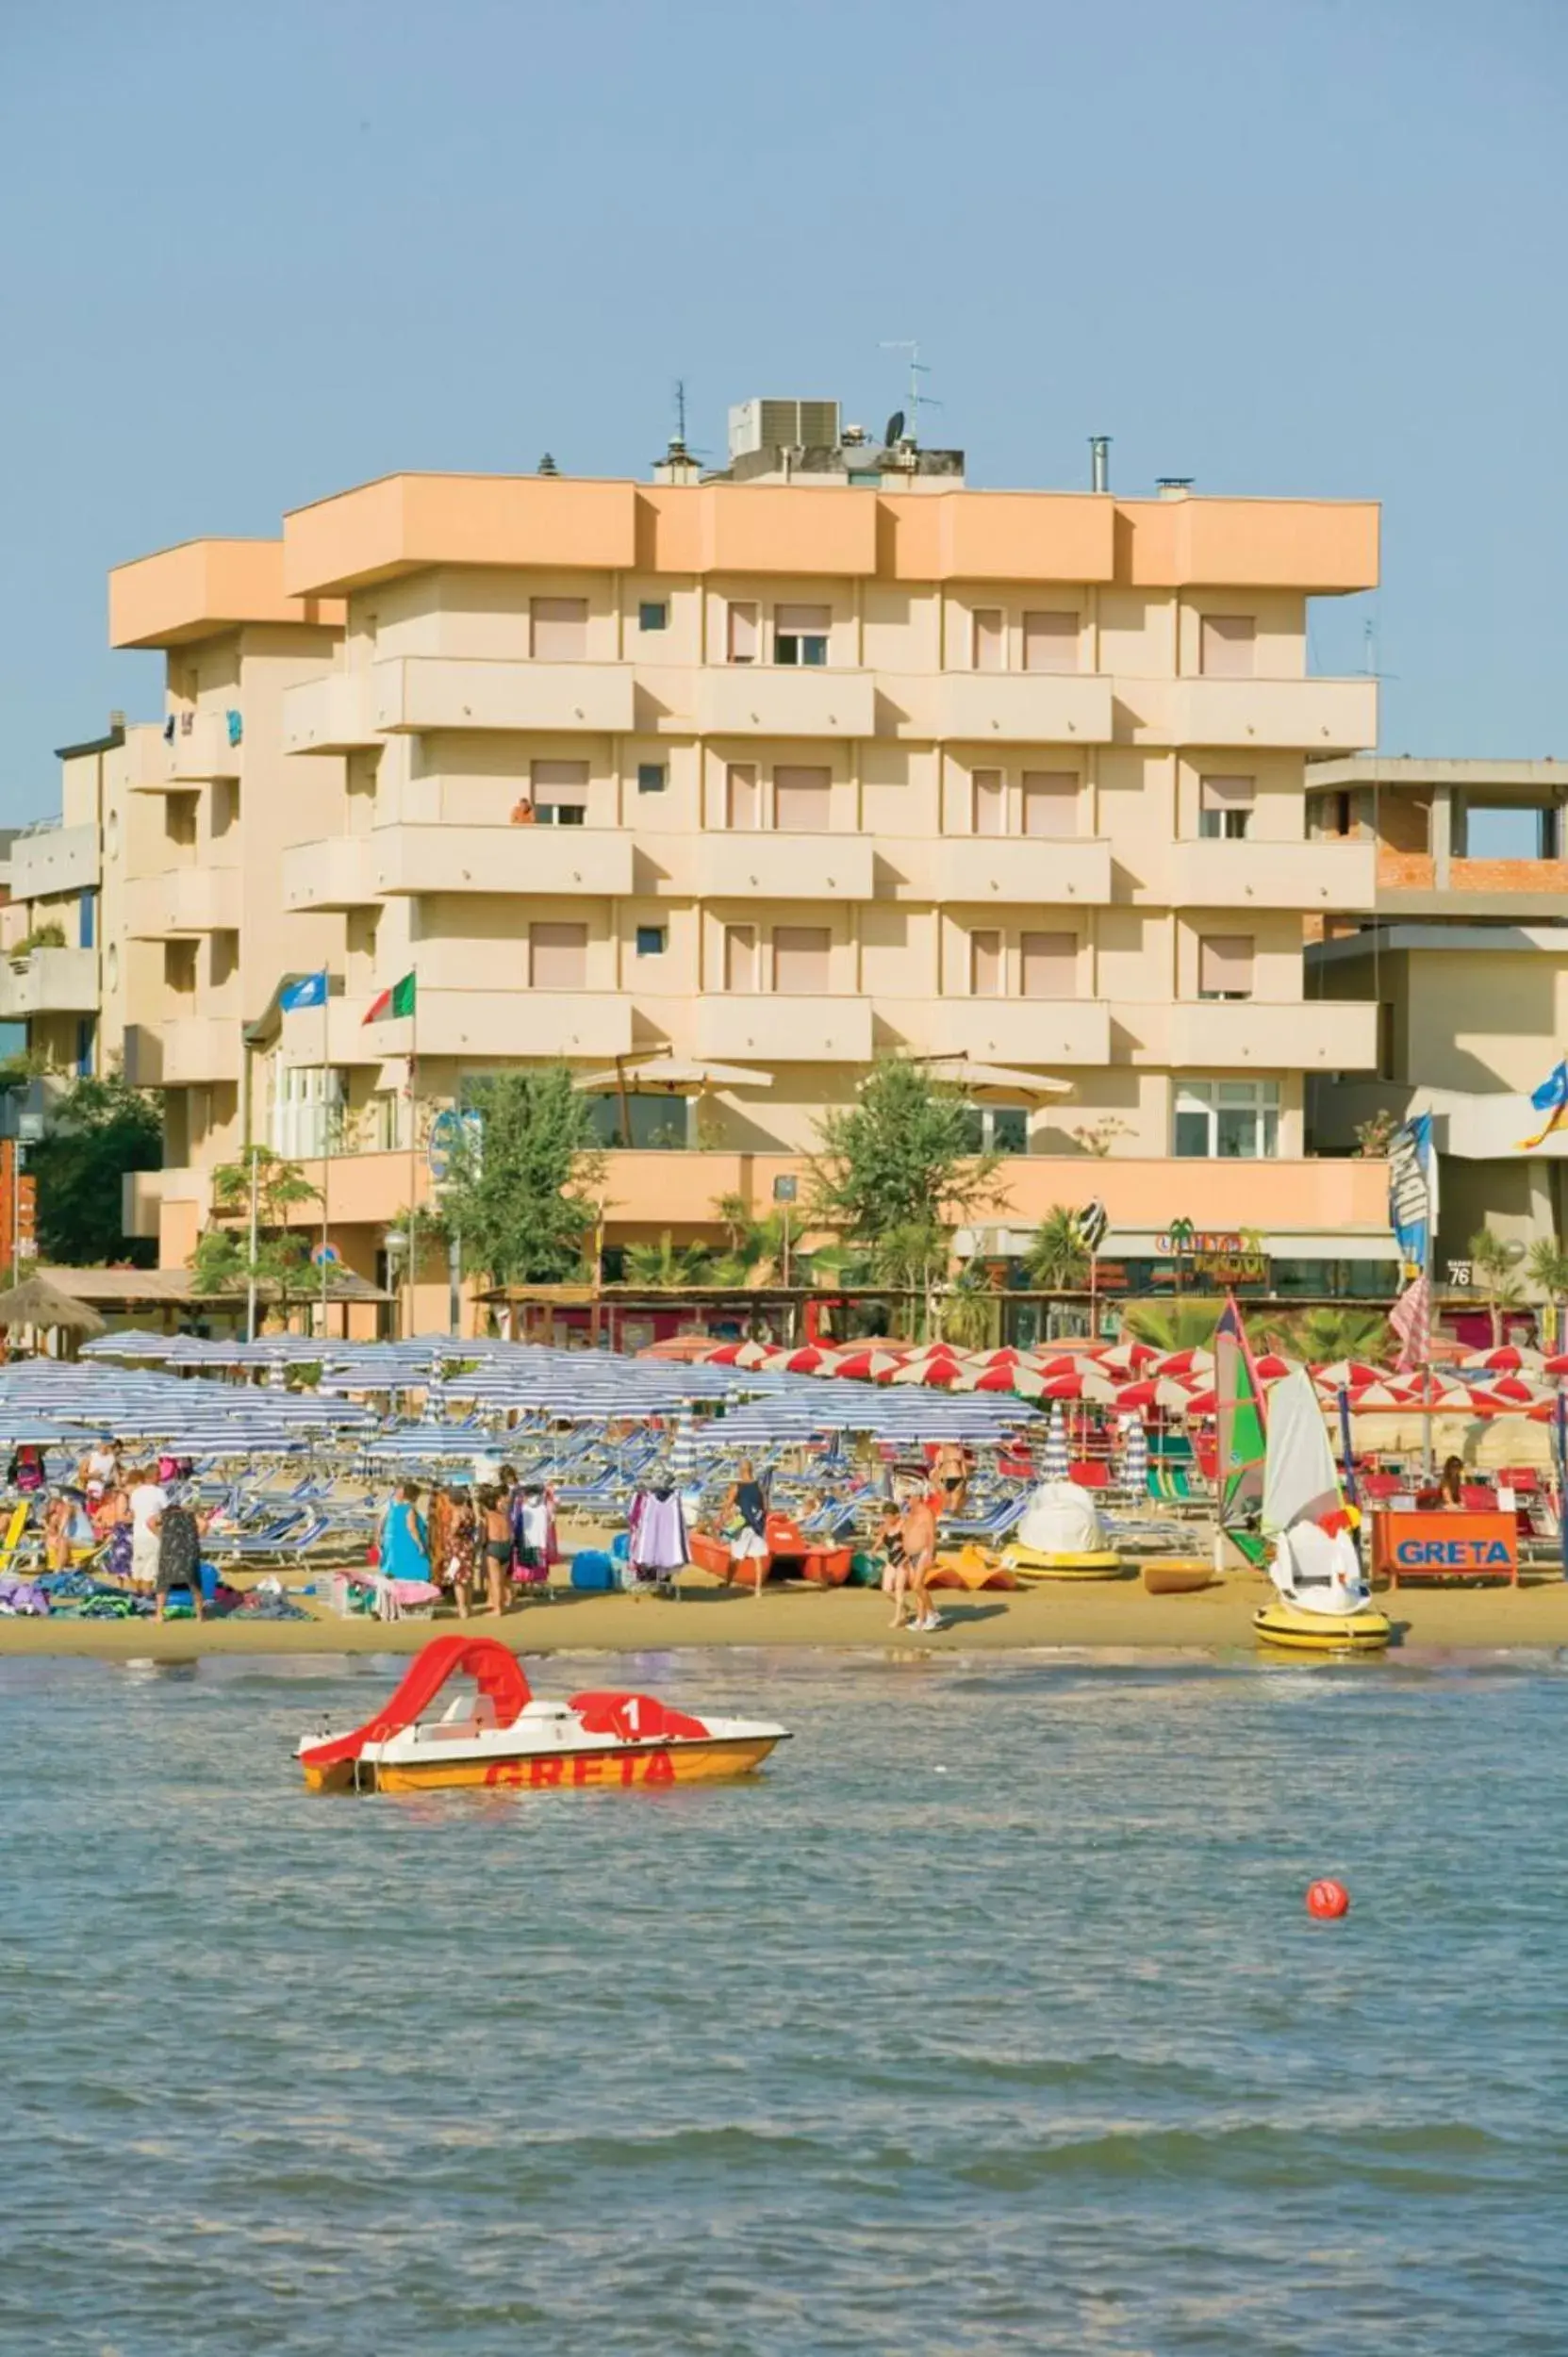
[0,1276,108,1356]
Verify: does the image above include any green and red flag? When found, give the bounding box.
[362,971,416,1025]
[1214,1292,1267,1541]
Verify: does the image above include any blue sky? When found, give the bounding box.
[0,0,1563,816]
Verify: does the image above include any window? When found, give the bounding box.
[773,925,830,994]
[530,921,587,989]
[971,608,1005,672]
[1199,614,1256,678]
[1022,611,1079,673]
[530,597,587,661]
[635,925,667,958]
[75,1015,95,1079]
[1457,800,1563,860]
[271,1062,347,1159]
[638,601,668,633]
[723,922,757,992]
[531,759,588,827]
[1021,771,1078,839]
[1197,934,1254,1000]
[775,602,830,666]
[583,1093,690,1149]
[1020,931,1077,998]
[972,769,1005,836]
[727,602,759,664]
[774,766,831,832]
[78,889,96,949]
[726,764,759,831]
[958,1104,1029,1155]
[636,762,667,795]
[970,929,1002,997]
[1174,1080,1279,1160]
[1198,774,1255,841]
[1332,790,1354,838]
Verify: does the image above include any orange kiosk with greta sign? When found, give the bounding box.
[1371,1510,1519,1588]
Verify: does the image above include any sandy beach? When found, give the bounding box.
[4,1565,1567,1660]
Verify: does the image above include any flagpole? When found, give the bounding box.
[321,981,331,1340]
[407,978,418,1343]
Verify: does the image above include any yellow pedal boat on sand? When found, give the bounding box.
[1000,1543,1125,1582]
[298,1635,790,1794]
[1252,1594,1393,1655]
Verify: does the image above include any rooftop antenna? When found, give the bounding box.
[674,376,688,447]
[880,339,941,445]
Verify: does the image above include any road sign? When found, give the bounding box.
[311,1243,340,1267]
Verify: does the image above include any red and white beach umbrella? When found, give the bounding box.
[1461,1344,1544,1376]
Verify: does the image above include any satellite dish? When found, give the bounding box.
[884,409,905,447]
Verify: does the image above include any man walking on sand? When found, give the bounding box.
[153,1496,206,1625]
[899,1487,942,1634]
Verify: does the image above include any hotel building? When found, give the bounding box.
[6,404,1394,1321]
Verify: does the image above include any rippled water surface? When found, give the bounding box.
[5,1646,1568,2354]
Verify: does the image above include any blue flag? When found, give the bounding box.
[1388,1113,1436,1277]
[280,970,328,1013]
[1519,1059,1568,1151]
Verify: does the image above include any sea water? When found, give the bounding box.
[4,1646,1568,2355]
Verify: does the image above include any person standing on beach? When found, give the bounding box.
[479,1487,511,1616]
[152,1497,206,1625]
[128,1467,167,1594]
[900,1488,942,1634]
[378,1481,430,1587]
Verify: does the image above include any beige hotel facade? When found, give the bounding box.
[3,406,1394,1323]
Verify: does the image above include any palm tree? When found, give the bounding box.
[1527,1236,1568,1355]
[1122,1298,1226,1352]
[1024,1206,1089,1291]
[1263,1306,1391,1364]
[1469,1227,1527,1347]
[622,1230,717,1290]
[940,1261,999,1350]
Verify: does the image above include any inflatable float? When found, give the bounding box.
[999,1480,1124,1581]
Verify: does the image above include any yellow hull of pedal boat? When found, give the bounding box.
[1000,1544,1126,1582]
[1252,1598,1393,1655]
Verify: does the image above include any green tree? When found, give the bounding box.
[189,1146,325,1328]
[1122,1298,1227,1353]
[1527,1235,1568,1354]
[1024,1205,1090,1291]
[24,1071,162,1267]
[808,1060,1006,1337]
[622,1230,718,1289]
[709,1190,790,1285]
[435,1067,606,1287]
[1469,1226,1526,1347]
[939,1259,999,1349]
[1263,1306,1391,1364]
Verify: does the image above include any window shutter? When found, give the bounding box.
[1198,934,1254,997]
[727,602,759,663]
[726,764,759,831]
[773,926,831,994]
[530,598,587,660]
[775,603,831,633]
[1199,615,1256,678]
[971,609,1004,672]
[1199,773,1256,812]
[1020,772,1079,838]
[972,770,1005,836]
[1022,612,1079,673]
[1020,931,1077,998]
[530,922,588,989]
[970,930,1002,997]
[723,923,757,992]
[773,766,832,832]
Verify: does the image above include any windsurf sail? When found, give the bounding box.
[1261,1367,1344,1536]
[1214,1294,1267,1536]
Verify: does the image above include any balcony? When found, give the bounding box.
[161,1016,243,1084]
[695,667,877,739]
[920,996,1112,1066]
[925,835,1113,907]
[1164,997,1379,1071]
[9,823,100,899]
[281,835,379,912]
[368,824,635,898]
[161,712,242,783]
[371,657,635,735]
[126,865,241,937]
[0,946,98,1018]
[937,673,1114,746]
[696,832,875,900]
[696,994,875,1063]
[282,671,379,755]
[1168,837,1376,912]
[413,989,636,1060]
[1154,676,1378,753]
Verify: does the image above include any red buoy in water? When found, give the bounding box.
[1306,1878,1350,1920]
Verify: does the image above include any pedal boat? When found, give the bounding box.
[298,1635,789,1794]
[1252,1594,1392,1655]
[1000,1542,1125,1581]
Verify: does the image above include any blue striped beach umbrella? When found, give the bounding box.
[1042,1403,1070,1484]
[1119,1412,1148,1509]
[669,1411,700,1487]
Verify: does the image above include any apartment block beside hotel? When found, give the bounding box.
[7,402,1395,1323]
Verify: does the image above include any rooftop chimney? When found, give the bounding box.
[1089,436,1111,494]
[536,452,559,477]
[1157,476,1195,499]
